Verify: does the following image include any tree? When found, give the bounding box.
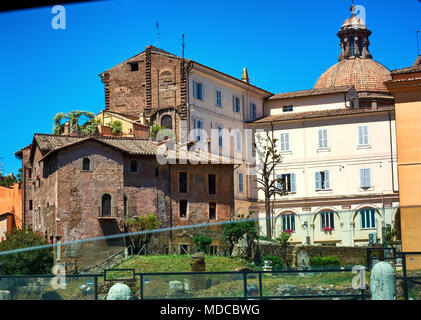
[150,125,165,140]
[193,234,212,253]
[0,228,54,275]
[124,214,161,254]
[222,213,259,260]
[53,111,98,135]
[275,231,292,268]
[255,131,286,239]
[0,169,21,188]
[110,120,123,135]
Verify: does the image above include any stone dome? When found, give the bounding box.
[314,57,392,93]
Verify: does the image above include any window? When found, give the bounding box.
[280,132,290,151]
[216,89,222,106]
[193,118,203,141]
[358,126,369,146]
[232,95,241,112]
[101,194,112,217]
[155,167,159,177]
[360,208,376,229]
[82,157,91,171]
[218,126,223,147]
[208,174,216,195]
[360,168,371,188]
[318,129,328,149]
[123,196,128,217]
[179,172,187,193]
[358,37,363,55]
[277,173,296,192]
[130,63,139,71]
[238,173,244,193]
[250,103,257,119]
[209,202,216,220]
[235,131,242,153]
[161,115,173,129]
[282,214,295,232]
[29,200,33,210]
[129,160,138,173]
[349,36,355,56]
[193,81,204,100]
[179,200,188,218]
[315,170,330,190]
[320,211,335,229]
[283,105,293,113]
[28,168,32,179]
[179,244,189,254]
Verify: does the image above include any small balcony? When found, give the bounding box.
[97,207,118,221]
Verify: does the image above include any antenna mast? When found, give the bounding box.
[417,30,420,56]
[156,22,161,48]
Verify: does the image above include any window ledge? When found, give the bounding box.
[97,216,117,221]
[359,186,374,192]
[357,145,371,149]
[361,228,377,231]
[317,148,331,153]
[280,150,292,155]
[316,189,332,192]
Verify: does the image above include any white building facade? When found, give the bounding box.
[248,87,399,246]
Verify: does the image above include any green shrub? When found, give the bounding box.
[262,254,284,271]
[193,234,212,253]
[310,256,341,267]
[0,229,54,275]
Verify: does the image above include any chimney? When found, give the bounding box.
[63,121,70,135]
[241,67,249,83]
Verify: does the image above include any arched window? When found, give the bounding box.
[123,195,128,217]
[349,37,355,56]
[281,214,295,232]
[130,160,138,172]
[82,157,91,171]
[360,208,376,229]
[101,194,112,216]
[161,115,172,130]
[320,211,335,230]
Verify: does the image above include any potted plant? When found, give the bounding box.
[323,226,333,234]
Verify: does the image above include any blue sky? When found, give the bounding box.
[0,0,420,175]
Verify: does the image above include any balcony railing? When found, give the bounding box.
[97,207,118,220]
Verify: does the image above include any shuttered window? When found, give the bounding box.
[360,168,371,188]
[358,126,369,146]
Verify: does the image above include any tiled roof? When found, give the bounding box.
[34,134,158,161]
[267,86,354,100]
[314,58,392,93]
[249,106,395,124]
[390,55,421,75]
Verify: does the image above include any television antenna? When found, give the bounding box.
[417,30,420,56]
[156,22,161,48]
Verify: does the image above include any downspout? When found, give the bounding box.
[388,111,395,192]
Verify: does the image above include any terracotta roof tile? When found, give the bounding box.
[268,86,354,100]
[249,106,395,124]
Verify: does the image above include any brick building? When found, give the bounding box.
[99,45,272,216]
[15,134,234,266]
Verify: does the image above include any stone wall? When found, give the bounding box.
[259,243,368,267]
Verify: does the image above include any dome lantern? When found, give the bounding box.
[337,5,372,61]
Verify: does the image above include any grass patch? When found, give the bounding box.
[114,255,249,273]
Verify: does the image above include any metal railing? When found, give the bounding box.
[0,267,368,300]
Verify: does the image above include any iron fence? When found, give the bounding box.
[0,267,368,300]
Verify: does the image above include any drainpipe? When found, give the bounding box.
[388,111,395,192]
